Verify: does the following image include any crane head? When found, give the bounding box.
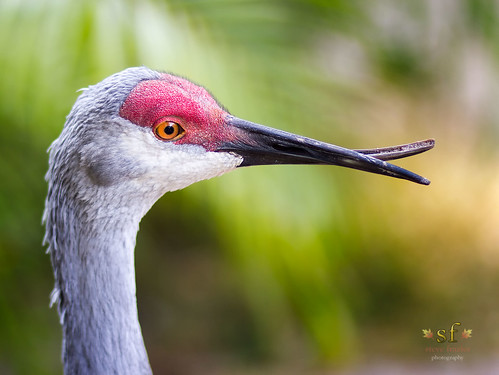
[59,67,433,199]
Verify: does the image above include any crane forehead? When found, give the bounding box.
[118,75,242,151]
[119,76,224,128]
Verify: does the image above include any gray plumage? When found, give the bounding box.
[44,67,161,375]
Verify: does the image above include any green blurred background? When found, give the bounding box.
[1,0,498,374]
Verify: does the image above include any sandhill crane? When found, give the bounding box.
[43,67,433,374]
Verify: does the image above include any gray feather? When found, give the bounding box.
[44,67,160,375]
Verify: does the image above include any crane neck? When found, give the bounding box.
[45,182,156,375]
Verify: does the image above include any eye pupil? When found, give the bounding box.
[164,125,175,135]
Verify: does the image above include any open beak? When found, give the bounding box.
[217,116,434,185]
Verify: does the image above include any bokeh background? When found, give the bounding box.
[1,0,498,374]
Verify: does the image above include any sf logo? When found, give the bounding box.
[422,322,472,343]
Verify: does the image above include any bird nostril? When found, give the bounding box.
[271,142,313,158]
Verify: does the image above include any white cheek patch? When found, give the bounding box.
[118,128,243,193]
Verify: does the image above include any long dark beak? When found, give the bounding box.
[217,116,434,185]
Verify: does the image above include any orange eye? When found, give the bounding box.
[154,121,185,141]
